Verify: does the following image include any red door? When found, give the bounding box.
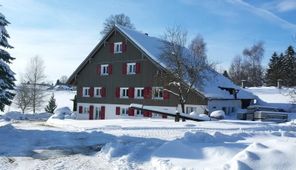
[89,105,94,120]
[100,106,105,119]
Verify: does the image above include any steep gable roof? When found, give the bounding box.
[68,25,255,100]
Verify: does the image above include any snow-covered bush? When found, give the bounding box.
[210,110,225,120]
[189,111,211,121]
[1,112,51,121]
[49,107,76,120]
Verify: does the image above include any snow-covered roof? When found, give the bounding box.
[116,25,255,100]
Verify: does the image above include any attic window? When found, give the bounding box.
[114,42,122,53]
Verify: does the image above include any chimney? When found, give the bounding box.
[241,80,246,88]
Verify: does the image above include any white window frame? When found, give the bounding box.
[127,63,136,75]
[136,109,143,116]
[114,42,122,54]
[152,87,163,99]
[94,87,102,97]
[101,64,109,76]
[135,87,144,99]
[83,87,90,97]
[186,106,196,114]
[95,106,101,119]
[120,87,129,98]
[83,106,89,114]
[121,107,128,115]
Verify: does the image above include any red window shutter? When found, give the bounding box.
[97,65,101,75]
[108,64,112,75]
[100,106,105,119]
[109,43,114,53]
[101,87,106,97]
[163,89,170,100]
[122,42,127,53]
[78,87,83,97]
[122,63,127,74]
[149,112,152,117]
[116,107,120,115]
[89,105,94,120]
[144,87,152,99]
[89,87,94,97]
[128,87,134,98]
[162,114,167,119]
[144,111,152,117]
[128,108,134,116]
[135,63,141,74]
[79,106,83,113]
[115,87,120,98]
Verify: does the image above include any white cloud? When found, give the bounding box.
[277,0,296,12]
[229,0,296,31]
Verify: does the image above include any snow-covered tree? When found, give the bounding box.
[45,93,57,113]
[0,12,15,111]
[101,13,135,36]
[159,27,210,121]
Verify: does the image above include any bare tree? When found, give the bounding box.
[59,75,68,84]
[159,27,210,121]
[101,13,135,36]
[14,82,32,113]
[24,56,47,113]
[242,42,265,86]
[229,55,249,86]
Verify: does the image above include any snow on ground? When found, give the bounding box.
[0,118,296,170]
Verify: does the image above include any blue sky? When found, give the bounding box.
[1,0,296,82]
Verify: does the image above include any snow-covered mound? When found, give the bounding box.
[53,85,73,91]
[49,107,76,120]
[210,110,225,119]
[1,112,51,121]
[189,111,210,121]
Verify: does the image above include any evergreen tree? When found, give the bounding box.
[265,52,282,86]
[45,93,57,113]
[222,70,230,79]
[282,46,296,87]
[0,12,15,111]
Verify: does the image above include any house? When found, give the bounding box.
[67,25,255,120]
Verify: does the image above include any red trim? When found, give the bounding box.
[115,87,120,98]
[78,106,83,113]
[136,63,141,74]
[109,43,114,54]
[101,87,106,97]
[128,87,134,98]
[144,87,152,99]
[89,105,94,120]
[97,65,101,75]
[122,63,127,74]
[163,89,170,100]
[116,107,120,115]
[89,87,94,97]
[108,64,112,75]
[100,106,105,119]
[128,108,134,116]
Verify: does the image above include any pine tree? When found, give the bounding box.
[282,46,296,87]
[265,52,282,86]
[0,12,15,111]
[45,93,57,113]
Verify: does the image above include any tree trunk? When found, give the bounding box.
[181,103,186,122]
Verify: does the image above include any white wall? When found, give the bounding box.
[207,100,241,114]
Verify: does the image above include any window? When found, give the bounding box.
[120,87,129,98]
[135,88,144,99]
[95,107,100,119]
[101,64,109,75]
[127,63,136,74]
[114,42,122,53]
[186,107,196,114]
[94,87,102,97]
[83,106,89,114]
[152,87,163,99]
[121,108,128,115]
[136,109,143,116]
[83,87,90,97]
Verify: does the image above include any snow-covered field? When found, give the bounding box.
[0,87,296,169]
[0,118,296,170]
